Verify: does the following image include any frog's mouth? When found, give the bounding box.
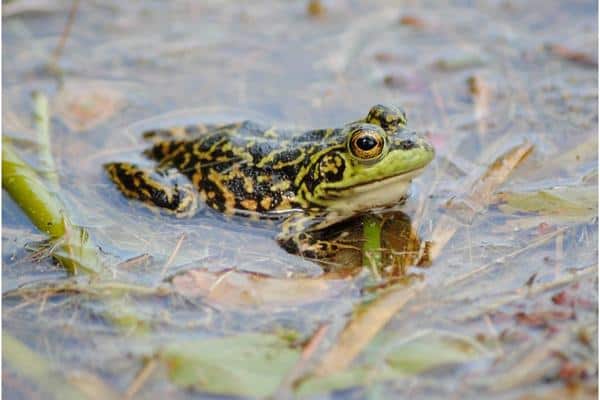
[322,167,425,212]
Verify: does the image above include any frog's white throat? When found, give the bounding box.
[327,167,424,213]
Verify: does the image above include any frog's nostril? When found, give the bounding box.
[399,139,416,150]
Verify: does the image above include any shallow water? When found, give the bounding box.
[3,1,597,399]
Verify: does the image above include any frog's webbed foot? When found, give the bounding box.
[277,232,358,259]
[104,162,199,218]
[276,213,359,259]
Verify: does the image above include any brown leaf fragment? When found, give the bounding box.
[558,361,588,380]
[374,52,399,63]
[557,360,590,385]
[546,43,598,68]
[537,222,555,235]
[399,15,426,29]
[551,290,595,309]
[514,310,574,328]
[171,268,348,309]
[54,83,125,132]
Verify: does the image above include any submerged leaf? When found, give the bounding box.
[162,330,489,398]
[497,186,597,217]
[171,268,348,309]
[298,330,489,395]
[162,334,299,398]
[54,83,125,132]
[383,330,490,374]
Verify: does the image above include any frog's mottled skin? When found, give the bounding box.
[104,105,434,258]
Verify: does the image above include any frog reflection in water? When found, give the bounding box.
[104,105,434,259]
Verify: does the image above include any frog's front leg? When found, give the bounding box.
[276,213,359,259]
[104,162,199,218]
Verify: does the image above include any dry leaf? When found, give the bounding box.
[54,83,125,132]
[172,268,349,309]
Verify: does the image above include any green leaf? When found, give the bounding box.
[162,334,299,398]
[163,330,489,397]
[298,366,399,395]
[498,186,597,217]
[383,330,488,374]
[299,330,488,395]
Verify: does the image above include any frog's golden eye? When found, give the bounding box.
[348,126,386,161]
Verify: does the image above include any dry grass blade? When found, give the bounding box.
[457,264,596,321]
[49,0,80,68]
[117,253,152,270]
[468,75,491,135]
[311,282,424,377]
[444,226,569,287]
[546,43,598,68]
[274,323,330,399]
[464,141,533,214]
[429,142,533,260]
[124,357,158,400]
[484,328,572,391]
[159,233,186,279]
[67,371,121,400]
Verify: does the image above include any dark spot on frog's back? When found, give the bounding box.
[227,177,247,196]
[248,142,275,162]
[272,148,303,164]
[293,129,331,143]
[199,133,228,151]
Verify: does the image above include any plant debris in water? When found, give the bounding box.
[2,1,597,399]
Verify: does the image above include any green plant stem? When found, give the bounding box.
[362,214,382,274]
[2,140,102,275]
[32,91,59,189]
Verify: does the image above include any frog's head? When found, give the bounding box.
[301,120,434,212]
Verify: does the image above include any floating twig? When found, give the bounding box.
[49,0,81,71]
[310,282,424,377]
[124,357,159,400]
[274,323,331,398]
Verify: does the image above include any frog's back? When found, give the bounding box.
[144,121,339,216]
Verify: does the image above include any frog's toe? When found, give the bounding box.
[276,232,347,259]
[170,183,199,218]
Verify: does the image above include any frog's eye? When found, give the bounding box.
[348,126,386,161]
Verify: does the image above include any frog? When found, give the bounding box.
[104,105,434,259]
